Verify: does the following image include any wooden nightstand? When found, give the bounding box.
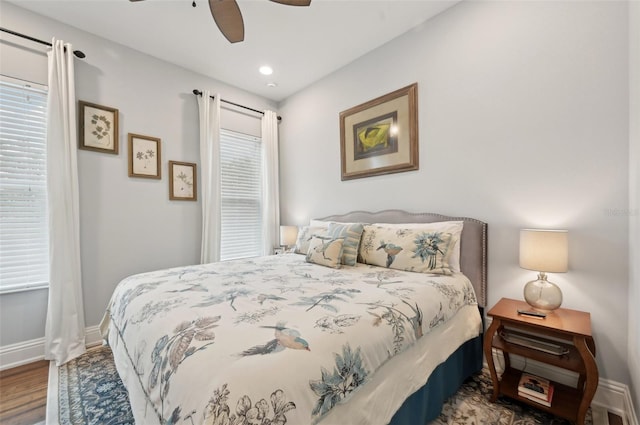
[483,298,598,425]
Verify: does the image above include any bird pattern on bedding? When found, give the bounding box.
[103,254,477,425]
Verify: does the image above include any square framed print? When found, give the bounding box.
[169,161,197,201]
[128,133,161,179]
[339,83,418,180]
[78,100,119,154]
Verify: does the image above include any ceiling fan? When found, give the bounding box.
[130,0,311,43]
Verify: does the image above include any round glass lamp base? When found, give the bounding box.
[523,277,563,312]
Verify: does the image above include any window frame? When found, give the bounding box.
[0,74,50,294]
[219,128,264,262]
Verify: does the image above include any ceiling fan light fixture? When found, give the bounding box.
[259,66,274,75]
[208,0,244,43]
[266,82,278,87]
[132,0,310,44]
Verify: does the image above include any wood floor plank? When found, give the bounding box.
[0,361,48,379]
[0,361,48,425]
[608,412,624,425]
[0,402,46,425]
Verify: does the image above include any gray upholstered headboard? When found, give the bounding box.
[318,210,488,308]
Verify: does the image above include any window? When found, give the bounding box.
[0,76,49,294]
[219,129,263,261]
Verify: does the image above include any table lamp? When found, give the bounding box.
[279,225,298,251]
[519,229,568,312]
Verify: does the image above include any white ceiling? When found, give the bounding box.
[7,0,459,102]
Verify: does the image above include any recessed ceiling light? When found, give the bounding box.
[259,65,273,75]
[266,82,278,88]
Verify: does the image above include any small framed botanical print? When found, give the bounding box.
[128,133,161,179]
[78,100,119,154]
[169,161,197,201]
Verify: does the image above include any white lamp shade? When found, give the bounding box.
[279,225,298,246]
[519,229,568,273]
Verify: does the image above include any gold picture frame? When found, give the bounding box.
[169,161,197,201]
[340,83,418,180]
[78,100,119,154]
[128,133,161,179]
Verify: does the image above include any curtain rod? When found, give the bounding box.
[192,89,281,121]
[0,27,86,59]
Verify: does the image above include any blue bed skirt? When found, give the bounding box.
[388,335,483,425]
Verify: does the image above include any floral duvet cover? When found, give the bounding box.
[102,254,478,425]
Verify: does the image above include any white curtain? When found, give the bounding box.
[261,111,280,255]
[44,39,86,366]
[197,90,222,263]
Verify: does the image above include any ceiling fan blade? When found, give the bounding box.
[208,0,245,43]
[129,0,145,2]
[270,0,311,5]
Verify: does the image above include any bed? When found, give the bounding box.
[100,210,488,425]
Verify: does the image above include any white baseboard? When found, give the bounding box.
[594,377,630,421]
[0,337,46,371]
[85,325,103,347]
[624,385,640,425]
[0,325,102,371]
[487,350,639,425]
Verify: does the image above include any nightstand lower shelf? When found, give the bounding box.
[499,367,583,422]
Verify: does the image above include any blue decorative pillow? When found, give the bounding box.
[327,222,364,266]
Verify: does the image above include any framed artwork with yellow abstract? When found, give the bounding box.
[339,83,418,180]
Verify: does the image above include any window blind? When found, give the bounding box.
[219,129,263,261]
[0,76,49,294]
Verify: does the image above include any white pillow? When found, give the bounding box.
[309,219,331,228]
[309,219,363,228]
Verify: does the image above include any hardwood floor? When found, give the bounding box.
[0,361,48,425]
[0,359,627,425]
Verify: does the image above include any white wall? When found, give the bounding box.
[279,1,630,385]
[628,0,640,414]
[0,1,276,348]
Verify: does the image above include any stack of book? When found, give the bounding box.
[518,372,554,407]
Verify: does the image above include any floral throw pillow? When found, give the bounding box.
[294,226,328,255]
[358,225,460,275]
[305,237,344,269]
[364,221,464,272]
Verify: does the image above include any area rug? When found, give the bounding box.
[47,345,593,425]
